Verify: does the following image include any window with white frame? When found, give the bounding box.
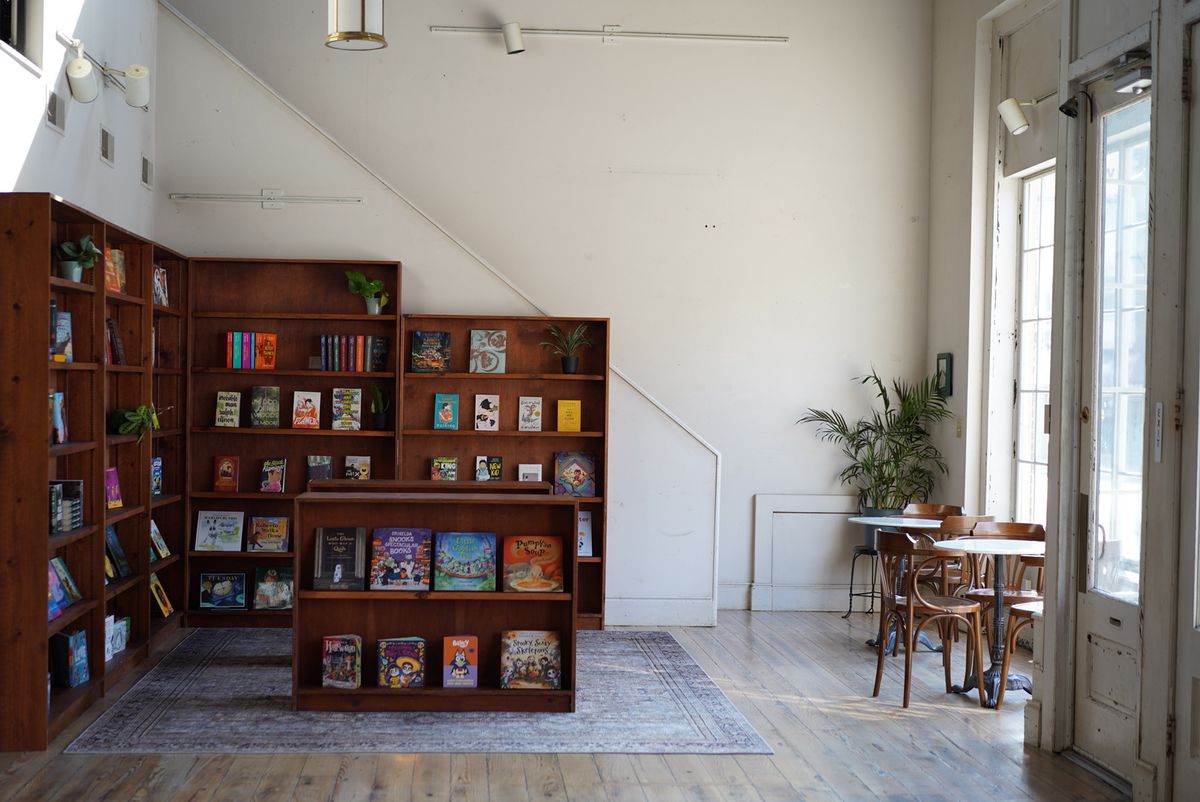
[1,0,40,68]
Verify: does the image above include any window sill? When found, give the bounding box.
[0,39,41,78]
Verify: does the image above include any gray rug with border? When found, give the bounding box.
[66,628,772,754]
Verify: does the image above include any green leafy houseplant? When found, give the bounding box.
[345,270,389,313]
[798,370,952,510]
[55,234,103,280]
[107,404,167,444]
[540,323,594,374]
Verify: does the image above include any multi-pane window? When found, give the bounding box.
[1,0,25,54]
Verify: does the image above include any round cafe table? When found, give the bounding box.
[932,537,1046,708]
[848,516,945,652]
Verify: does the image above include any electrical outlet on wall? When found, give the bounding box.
[956,419,964,439]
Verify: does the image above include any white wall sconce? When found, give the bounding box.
[501,22,524,55]
[58,33,150,110]
[326,0,387,50]
[996,90,1057,136]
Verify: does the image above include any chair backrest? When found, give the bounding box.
[971,521,1045,540]
[902,502,964,520]
[968,521,1046,588]
[876,529,966,603]
[937,514,995,540]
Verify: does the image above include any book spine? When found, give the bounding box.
[249,332,256,370]
[226,331,233,368]
[349,336,356,373]
[356,335,365,372]
[233,332,242,369]
[242,333,251,371]
[320,335,328,372]
[364,336,373,372]
[340,336,347,373]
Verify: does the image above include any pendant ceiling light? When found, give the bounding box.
[326,0,387,51]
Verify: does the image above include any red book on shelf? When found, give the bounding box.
[226,331,233,368]
[356,335,365,372]
[256,333,277,370]
[213,455,239,492]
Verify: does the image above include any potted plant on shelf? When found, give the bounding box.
[345,270,389,315]
[540,323,594,375]
[54,234,102,282]
[107,403,169,444]
[368,383,391,431]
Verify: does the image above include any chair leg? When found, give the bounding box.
[962,622,973,689]
[872,610,888,698]
[997,617,1031,709]
[972,611,987,708]
[902,617,915,708]
[941,618,953,693]
[866,553,878,614]
[844,549,860,619]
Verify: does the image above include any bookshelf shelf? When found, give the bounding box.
[192,367,396,378]
[402,429,604,438]
[153,367,183,376]
[189,491,299,500]
[294,685,573,713]
[105,290,145,306]
[49,524,100,553]
[50,441,97,457]
[47,600,100,637]
[104,573,143,601]
[150,493,182,509]
[150,553,182,572]
[106,434,140,445]
[152,304,183,318]
[48,276,97,294]
[150,610,183,641]
[153,428,183,439]
[298,590,573,602]
[187,550,295,559]
[105,505,146,525]
[190,426,396,438]
[49,361,100,372]
[578,556,602,564]
[102,638,150,689]
[48,680,101,739]
[403,372,605,382]
[106,364,145,374]
[193,311,398,321]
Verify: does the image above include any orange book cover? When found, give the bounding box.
[502,535,563,592]
[103,247,126,293]
[356,335,365,372]
[255,333,277,370]
[443,635,478,688]
[213,455,239,492]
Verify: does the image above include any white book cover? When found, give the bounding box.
[214,391,241,427]
[292,390,321,429]
[194,510,245,551]
[331,387,362,431]
[474,394,499,431]
[518,463,543,482]
[577,511,594,557]
[518,396,542,432]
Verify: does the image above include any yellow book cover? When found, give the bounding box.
[557,400,581,432]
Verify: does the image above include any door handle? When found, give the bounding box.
[1109,617,1123,628]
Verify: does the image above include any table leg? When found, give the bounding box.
[950,554,1033,707]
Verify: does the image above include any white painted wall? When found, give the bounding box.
[0,0,156,233]
[163,0,936,613]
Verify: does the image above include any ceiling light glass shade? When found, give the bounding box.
[326,0,387,50]
[997,97,1030,136]
[123,65,150,107]
[66,57,99,103]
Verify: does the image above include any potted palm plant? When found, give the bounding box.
[540,323,594,374]
[55,234,102,282]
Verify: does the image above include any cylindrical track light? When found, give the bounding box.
[122,64,150,107]
[502,22,525,54]
[326,0,387,50]
[66,54,98,103]
[997,97,1030,136]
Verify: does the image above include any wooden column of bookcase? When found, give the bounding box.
[292,492,578,712]
[399,315,609,629]
[185,259,401,628]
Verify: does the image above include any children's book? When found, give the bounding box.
[306,455,333,482]
[259,457,287,493]
[250,386,281,427]
[410,331,451,372]
[469,329,507,373]
[253,566,294,610]
[104,467,123,509]
[248,516,290,551]
[433,393,459,430]
[149,571,174,616]
[557,400,582,432]
[378,637,426,688]
[292,391,321,428]
[518,396,542,432]
[104,525,134,578]
[194,510,245,551]
[50,391,67,444]
[474,394,499,431]
[103,248,127,293]
[52,312,73,363]
[503,536,563,592]
[150,519,171,559]
[518,464,543,482]
[50,629,89,688]
[199,572,246,608]
[500,630,561,689]
[112,616,130,652]
[322,635,362,689]
[313,527,368,590]
[331,387,362,431]
[577,511,594,557]
[254,333,277,369]
[48,562,71,621]
[344,455,371,480]
[473,455,502,481]
[443,635,479,688]
[433,532,497,591]
[215,390,241,427]
[370,528,433,590]
[431,457,458,481]
[151,266,169,306]
[49,557,82,604]
[150,456,163,496]
[212,455,239,492]
[553,451,596,497]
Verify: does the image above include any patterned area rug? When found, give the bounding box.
[66,629,771,754]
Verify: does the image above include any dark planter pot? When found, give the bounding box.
[561,356,579,374]
[860,505,904,550]
[373,412,389,431]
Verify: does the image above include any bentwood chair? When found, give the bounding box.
[962,522,1046,611]
[996,600,1043,707]
[873,529,987,708]
[901,502,964,519]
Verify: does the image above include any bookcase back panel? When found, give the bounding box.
[53,291,99,362]
[152,375,183,432]
[192,261,398,317]
[152,436,185,497]
[105,442,146,509]
[54,372,99,443]
[402,316,608,377]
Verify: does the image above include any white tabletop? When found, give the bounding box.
[932,538,1046,557]
[847,516,944,529]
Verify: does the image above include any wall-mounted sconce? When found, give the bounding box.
[326,0,387,50]
[996,90,1057,136]
[58,34,150,110]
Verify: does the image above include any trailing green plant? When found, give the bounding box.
[55,233,103,269]
[539,323,594,358]
[107,404,169,444]
[344,270,389,308]
[368,383,391,414]
[797,370,952,510]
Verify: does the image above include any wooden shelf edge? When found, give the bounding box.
[190,491,299,500]
[105,364,146,374]
[150,553,182,571]
[49,524,99,552]
[49,276,97,294]
[104,290,145,306]
[50,441,97,457]
[152,304,183,317]
[193,367,397,378]
[47,599,99,637]
[48,680,102,740]
[104,574,143,601]
[105,505,146,525]
[49,361,99,372]
[298,590,572,602]
[402,429,603,438]
[187,550,294,559]
[193,311,398,321]
[151,493,182,509]
[404,372,604,381]
[190,426,395,438]
[153,428,183,439]
[105,433,140,445]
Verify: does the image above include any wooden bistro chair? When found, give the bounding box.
[901,502,964,520]
[997,600,1044,707]
[872,529,987,708]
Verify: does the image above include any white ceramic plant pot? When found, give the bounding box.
[58,261,83,282]
[365,297,382,315]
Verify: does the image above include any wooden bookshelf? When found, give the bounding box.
[400,315,609,629]
[292,492,578,712]
[185,259,401,628]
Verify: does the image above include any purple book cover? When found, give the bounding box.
[369,528,432,591]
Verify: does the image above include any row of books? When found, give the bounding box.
[224,332,278,370]
[209,454,371,494]
[197,568,293,610]
[323,630,561,690]
[105,614,132,662]
[105,521,172,583]
[432,394,581,432]
[194,511,291,551]
[49,480,84,534]
[318,334,390,373]
[216,387,378,430]
[412,329,536,375]
[432,451,596,498]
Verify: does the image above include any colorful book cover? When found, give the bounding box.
[313,527,368,590]
[331,387,362,431]
[433,393,460,430]
[104,614,116,661]
[47,562,71,621]
[433,532,497,591]
[306,455,333,482]
[250,386,281,427]
[255,332,277,370]
[213,455,239,492]
[474,394,499,431]
[577,511,594,557]
[443,635,479,688]
[253,566,294,610]
[503,536,564,592]
[103,247,126,293]
[518,396,542,432]
[150,519,171,559]
[149,571,174,616]
[194,510,245,551]
[292,391,321,428]
[248,516,290,551]
[150,456,163,496]
[473,456,502,481]
[199,572,246,608]
[469,329,507,373]
[431,457,458,481]
[50,391,67,444]
[152,266,169,306]
[410,330,451,373]
[259,457,287,493]
[557,400,582,432]
[378,637,426,688]
[370,528,433,590]
[50,556,83,604]
[52,312,73,363]
[322,635,362,689]
[104,467,123,509]
[215,390,241,427]
[518,463,543,482]
[500,630,562,689]
[50,629,89,688]
[104,525,133,577]
[553,451,596,497]
[344,455,371,480]
[112,616,130,652]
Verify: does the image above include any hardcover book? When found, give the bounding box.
[469,329,507,373]
[194,510,245,551]
[151,266,169,306]
[431,457,458,481]
[52,311,73,363]
[433,532,497,591]
[518,463,543,482]
[292,391,321,428]
[150,456,163,496]
[577,510,594,557]
[259,457,287,493]
[313,527,368,590]
[150,519,171,559]
[49,482,62,534]
[112,616,130,653]
[344,455,371,480]
[248,516,290,551]
[433,393,459,430]
[103,247,127,293]
[50,391,67,444]
[215,390,242,427]
[307,455,333,482]
[104,614,116,661]
[500,630,562,689]
[322,635,362,689]
[369,335,390,372]
[410,330,451,372]
[104,525,133,578]
[255,333,278,369]
[49,557,82,604]
[503,536,564,592]
[106,318,126,365]
[473,455,502,481]
[50,629,89,688]
[518,396,542,432]
[104,467,123,509]
[557,400,582,432]
[199,572,246,608]
[149,571,174,616]
[443,635,479,688]
[250,385,281,427]
[474,394,499,431]
[213,455,239,492]
[370,528,433,590]
[553,451,597,497]
[253,566,294,610]
[331,387,362,431]
[47,562,71,621]
[378,637,426,688]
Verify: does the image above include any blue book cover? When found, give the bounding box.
[433,532,496,591]
[433,393,459,430]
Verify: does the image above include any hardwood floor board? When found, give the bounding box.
[594,754,649,802]
[12,755,113,802]
[369,753,417,802]
[127,755,201,801]
[448,753,489,802]
[557,753,607,802]
[637,784,690,802]
[332,754,379,802]
[523,753,567,800]
[211,755,273,802]
[486,753,529,800]
[292,754,345,802]
[165,754,236,802]
[411,753,452,800]
[94,755,160,801]
[254,754,308,802]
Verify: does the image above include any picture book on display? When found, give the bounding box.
[469,329,507,373]
[410,331,451,372]
[250,386,281,427]
[431,457,457,481]
[378,637,426,688]
[52,311,73,363]
[104,467,123,509]
[259,457,287,493]
[331,387,362,431]
[313,527,368,590]
[253,566,294,610]
[554,451,596,497]
[199,572,246,609]
[322,635,362,689]
[215,390,241,427]
[292,391,321,428]
[307,455,333,481]
[48,563,71,621]
[150,519,171,560]
[345,455,371,480]
[150,456,163,496]
[150,571,174,616]
[557,400,582,432]
[433,393,459,430]
[194,510,245,551]
[433,532,496,591]
[518,464,543,482]
[49,557,82,605]
[103,247,127,294]
[503,536,563,592]
[577,511,594,557]
[249,516,289,551]
[50,629,89,688]
[474,456,502,481]
[105,525,133,578]
[110,616,131,655]
[213,455,239,492]
[474,394,499,431]
[370,528,432,590]
[500,630,562,689]
[443,636,479,688]
[518,396,542,431]
[152,266,169,306]
[49,392,67,444]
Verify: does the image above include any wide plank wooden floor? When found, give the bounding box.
[0,611,1126,801]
